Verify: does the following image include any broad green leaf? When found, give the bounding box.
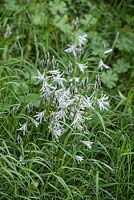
[32,11,46,26]
[101,70,118,88]
[116,32,134,53]
[81,14,98,26]
[52,15,72,33]
[49,0,67,15]
[113,58,130,73]
[4,0,19,11]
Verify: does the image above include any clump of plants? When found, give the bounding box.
[16,32,111,162]
[0,1,134,199]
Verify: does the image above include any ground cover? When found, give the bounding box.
[0,0,134,199]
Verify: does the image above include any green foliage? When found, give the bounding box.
[52,15,72,34]
[80,14,99,27]
[4,0,20,11]
[0,0,134,199]
[116,32,134,53]
[31,10,46,26]
[49,0,67,15]
[113,58,130,74]
[101,70,118,89]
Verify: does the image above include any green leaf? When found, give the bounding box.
[49,0,67,15]
[32,11,46,26]
[113,58,130,74]
[81,14,98,26]
[4,0,19,11]
[52,15,72,33]
[116,32,134,53]
[101,70,118,88]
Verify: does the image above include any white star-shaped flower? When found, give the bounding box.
[34,111,44,123]
[81,140,93,149]
[77,34,87,46]
[17,123,28,135]
[35,70,45,84]
[97,95,109,111]
[76,62,88,73]
[75,155,84,163]
[65,44,78,57]
[98,59,110,70]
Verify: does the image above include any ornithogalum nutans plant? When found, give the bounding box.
[16,32,112,163]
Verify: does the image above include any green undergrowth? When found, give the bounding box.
[0,0,134,200]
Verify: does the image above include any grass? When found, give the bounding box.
[0,0,134,200]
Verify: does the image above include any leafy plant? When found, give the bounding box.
[49,0,67,15]
[0,0,134,199]
[113,58,130,74]
[101,70,118,88]
[52,15,72,33]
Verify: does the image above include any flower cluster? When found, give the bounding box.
[16,33,111,164]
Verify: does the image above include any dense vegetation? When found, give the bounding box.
[0,0,134,199]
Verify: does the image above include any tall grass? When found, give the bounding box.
[0,1,134,200]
